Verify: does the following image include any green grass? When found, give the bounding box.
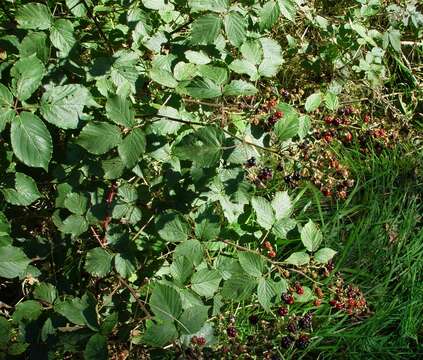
[296,144,423,359]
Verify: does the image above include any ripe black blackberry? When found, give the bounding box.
[246,156,256,167]
[287,321,297,333]
[249,314,259,325]
[226,326,237,338]
[299,313,313,329]
[281,292,294,305]
[284,175,293,184]
[296,335,310,349]
[281,335,294,348]
[258,167,273,181]
[292,172,301,181]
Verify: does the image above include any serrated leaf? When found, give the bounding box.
[284,251,310,266]
[2,172,41,206]
[389,29,401,53]
[156,212,190,242]
[85,248,114,277]
[260,1,280,31]
[191,14,222,45]
[274,112,299,141]
[149,68,178,88]
[259,38,283,77]
[194,206,221,241]
[305,92,322,112]
[50,19,75,56]
[34,283,57,304]
[277,0,296,22]
[197,65,228,85]
[11,112,52,170]
[324,92,339,111]
[16,3,53,30]
[118,128,146,168]
[19,32,49,63]
[170,256,193,285]
[293,286,314,303]
[181,78,222,99]
[223,80,258,96]
[184,50,211,65]
[178,305,209,334]
[62,214,88,236]
[0,245,31,279]
[149,283,182,321]
[76,122,122,155]
[238,252,265,277]
[271,191,292,220]
[13,300,42,322]
[142,321,177,347]
[106,95,136,127]
[257,277,276,312]
[191,269,221,298]
[251,196,275,230]
[55,294,98,330]
[84,334,108,360]
[229,60,258,80]
[173,126,223,167]
[314,248,337,264]
[188,0,229,13]
[114,253,137,278]
[298,115,311,140]
[272,218,296,239]
[301,220,323,252]
[66,0,88,17]
[174,240,203,266]
[64,193,88,215]
[224,11,247,47]
[0,83,14,130]
[241,40,263,65]
[221,272,256,300]
[11,54,45,101]
[40,84,94,129]
[174,62,197,81]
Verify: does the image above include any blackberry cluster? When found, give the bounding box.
[296,335,310,349]
[246,156,256,167]
[287,321,297,333]
[258,167,273,182]
[281,335,295,349]
[277,307,288,317]
[281,292,294,305]
[298,312,313,329]
[226,326,237,338]
[267,111,284,127]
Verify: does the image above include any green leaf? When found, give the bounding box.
[293,286,314,303]
[324,92,339,111]
[301,220,323,252]
[40,84,94,129]
[84,334,108,360]
[272,218,296,239]
[142,321,177,347]
[314,248,337,264]
[114,254,137,278]
[181,78,222,99]
[284,251,310,266]
[156,212,190,242]
[0,83,14,130]
[257,277,276,312]
[173,126,223,167]
[238,252,265,277]
[221,272,256,300]
[11,112,52,170]
[50,19,75,56]
[251,196,275,230]
[149,68,178,88]
[150,283,182,321]
[19,32,49,63]
[260,1,280,31]
[64,193,88,215]
[55,294,99,331]
[191,269,222,298]
[223,80,258,96]
[66,0,88,17]
[170,256,193,285]
[76,122,122,155]
[271,191,292,220]
[241,40,263,65]
[174,240,203,266]
[274,112,299,141]
[13,300,42,322]
[61,214,89,236]
[174,62,197,81]
[0,316,11,346]
[118,128,146,169]
[178,305,209,334]
[0,245,31,279]
[194,206,221,241]
[305,92,322,112]
[259,38,283,77]
[106,95,136,127]
[16,3,53,30]
[277,0,296,22]
[2,172,41,206]
[185,50,211,65]
[11,54,45,101]
[191,14,222,45]
[188,0,229,13]
[229,60,258,80]
[85,248,113,277]
[197,65,228,85]
[298,115,311,140]
[0,212,12,247]
[389,29,401,53]
[224,12,247,47]
[34,283,57,304]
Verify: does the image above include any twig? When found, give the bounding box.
[117,275,152,319]
[91,226,106,248]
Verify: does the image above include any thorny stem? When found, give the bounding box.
[117,275,152,320]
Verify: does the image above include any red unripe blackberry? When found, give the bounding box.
[296,335,310,349]
[275,111,283,118]
[287,321,297,333]
[322,188,332,197]
[268,250,276,258]
[335,302,344,310]
[277,307,288,316]
[295,282,304,295]
[226,326,237,338]
[344,132,353,143]
[329,299,337,307]
[281,292,294,305]
[324,116,333,124]
[263,241,272,250]
[363,114,371,123]
[314,299,322,307]
[348,299,356,307]
[324,132,333,142]
[197,337,206,346]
